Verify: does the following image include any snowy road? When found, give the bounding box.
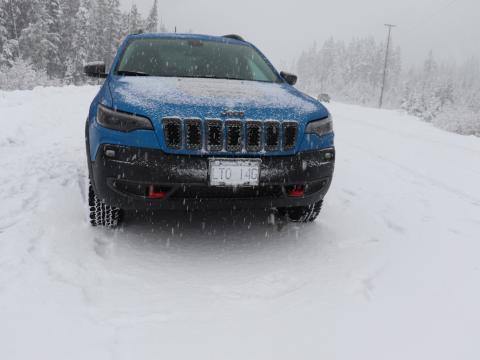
[1,86,479,359]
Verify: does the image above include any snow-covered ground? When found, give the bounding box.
[1,86,479,359]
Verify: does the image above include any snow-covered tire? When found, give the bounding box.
[88,182,122,228]
[278,200,323,223]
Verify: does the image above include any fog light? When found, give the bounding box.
[105,149,116,158]
[324,152,334,160]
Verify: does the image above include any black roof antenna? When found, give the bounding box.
[223,34,245,42]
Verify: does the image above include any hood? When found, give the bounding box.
[108,76,328,121]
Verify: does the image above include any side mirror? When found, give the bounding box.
[280,71,297,86]
[84,62,107,78]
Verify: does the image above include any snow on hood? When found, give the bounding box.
[108,76,324,119]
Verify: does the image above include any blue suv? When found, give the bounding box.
[84,33,335,227]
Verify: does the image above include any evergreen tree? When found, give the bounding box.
[92,0,109,62]
[60,0,81,81]
[103,0,123,66]
[145,0,159,33]
[0,0,39,62]
[0,0,36,41]
[127,4,143,34]
[44,0,64,78]
[0,6,8,65]
[18,0,49,71]
[64,0,90,83]
[296,37,401,107]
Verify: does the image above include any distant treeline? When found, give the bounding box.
[0,0,164,88]
[296,38,480,136]
[1,1,478,136]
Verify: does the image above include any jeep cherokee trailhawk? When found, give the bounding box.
[84,33,335,227]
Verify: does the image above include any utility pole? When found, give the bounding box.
[379,24,396,108]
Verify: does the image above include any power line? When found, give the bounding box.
[379,24,396,108]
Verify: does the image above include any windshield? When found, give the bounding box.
[115,38,281,83]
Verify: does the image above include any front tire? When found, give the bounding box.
[88,182,122,228]
[278,200,323,223]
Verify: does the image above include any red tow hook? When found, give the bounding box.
[148,185,167,199]
[287,185,305,197]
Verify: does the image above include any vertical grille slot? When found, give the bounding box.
[265,121,280,151]
[162,118,182,149]
[226,120,243,152]
[185,119,202,150]
[206,119,223,151]
[246,121,262,152]
[282,122,297,150]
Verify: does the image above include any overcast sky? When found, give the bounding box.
[121,0,479,69]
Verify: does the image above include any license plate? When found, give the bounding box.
[209,159,261,186]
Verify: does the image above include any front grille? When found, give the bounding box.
[163,118,298,152]
[265,121,280,151]
[246,121,262,152]
[163,118,182,149]
[283,122,297,150]
[226,120,243,152]
[206,120,223,151]
[185,119,202,150]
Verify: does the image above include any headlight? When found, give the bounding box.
[305,115,333,137]
[96,104,153,132]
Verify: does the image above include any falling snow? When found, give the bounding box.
[1,86,480,359]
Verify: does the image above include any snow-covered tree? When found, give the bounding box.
[64,0,90,84]
[0,0,41,62]
[0,0,156,83]
[127,4,143,34]
[104,0,123,66]
[0,5,7,55]
[145,0,159,33]
[296,37,401,107]
[401,52,454,121]
[0,58,49,90]
[60,0,81,81]
[43,0,64,78]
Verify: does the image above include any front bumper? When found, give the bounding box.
[90,145,335,210]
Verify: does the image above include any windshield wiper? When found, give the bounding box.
[202,75,241,80]
[183,74,245,81]
[116,70,151,76]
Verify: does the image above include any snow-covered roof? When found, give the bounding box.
[126,32,250,46]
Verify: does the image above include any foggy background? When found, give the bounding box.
[122,0,480,67]
[0,0,478,136]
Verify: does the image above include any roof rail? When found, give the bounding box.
[222,34,245,42]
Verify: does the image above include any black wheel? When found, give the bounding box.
[278,200,323,223]
[88,181,122,228]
